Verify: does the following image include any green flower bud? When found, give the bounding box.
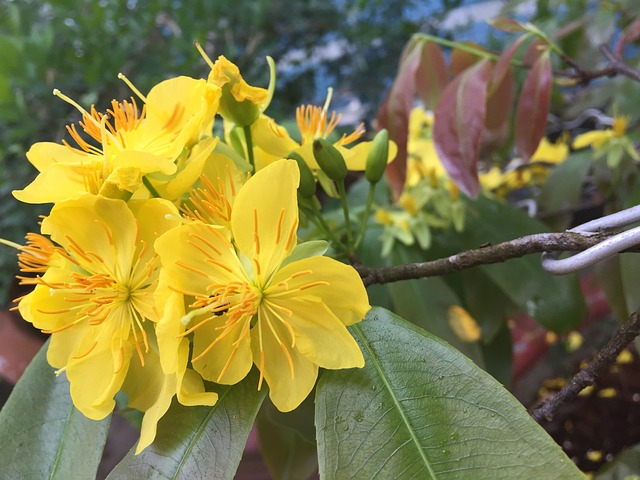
[287,151,316,199]
[365,129,389,184]
[313,138,347,181]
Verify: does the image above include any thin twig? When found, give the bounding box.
[557,44,640,86]
[357,230,640,287]
[531,308,640,422]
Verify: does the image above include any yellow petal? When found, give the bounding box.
[343,139,398,171]
[251,116,298,158]
[13,161,101,203]
[155,221,244,293]
[66,319,132,420]
[271,256,370,326]
[270,297,364,369]
[572,130,612,150]
[122,344,165,412]
[155,287,188,375]
[26,142,90,171]
[231,159,300,283]
[251,317,318,412]
[136,341,217,454]
[42,195,137,274]
[154,137,218,201]
[191,314,253,385]
[447,305,481,343]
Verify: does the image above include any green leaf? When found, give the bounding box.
[281,240,329,268]
[107,370,265,480]
[316,308,585,479]
[256,397,318,480]
[539,152,593,231]
[462,195,585,332]
[0,340,111,480]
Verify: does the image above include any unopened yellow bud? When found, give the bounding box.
[365,129,389,184]
[313,138,347,181]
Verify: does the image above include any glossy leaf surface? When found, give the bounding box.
[515,50,552,160]
[107,371,265,480]
[316,307,585,479]
[0,340,110,480]
[433,59,492,197]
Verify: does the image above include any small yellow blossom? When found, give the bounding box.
[155,159,369,411]
[447,305,481,343]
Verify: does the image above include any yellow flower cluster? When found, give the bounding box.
[10,51,372,453]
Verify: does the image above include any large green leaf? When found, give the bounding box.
[0,340,111,480]
[316,308,585,479]
[462,195,585,332]
[107,370,266,480]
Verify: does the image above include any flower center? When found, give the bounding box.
[181,166,239,226]
[295,91,365,146]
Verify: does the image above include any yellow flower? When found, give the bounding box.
[14,76,220,204]
[18,195,180,419]
[531,136,569,164]
[573,115,628,150]
[155,159,369,411]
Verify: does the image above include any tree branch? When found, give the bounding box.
[357,230,639,287]
[558,44,640,86]
[531,307,640,422]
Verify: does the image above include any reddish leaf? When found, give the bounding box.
[524,39,546,66]
[415,41,449,109]
[483,37,524,146]
[515,51,552,160]
[484,66,513,148]
[376,43,421,197]
[489,35,527,95]
[433,59,493,198]
[488,17,527,33]
[450,43,484,76]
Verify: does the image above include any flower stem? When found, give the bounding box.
[336,179,353,247]
[243,125,255,170]
[142,176,161,198]
[304,200,342,248]
[354,183,376,250]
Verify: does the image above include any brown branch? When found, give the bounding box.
[557,44,640,86]
[357,230,639,287]
[531,307,640,422]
